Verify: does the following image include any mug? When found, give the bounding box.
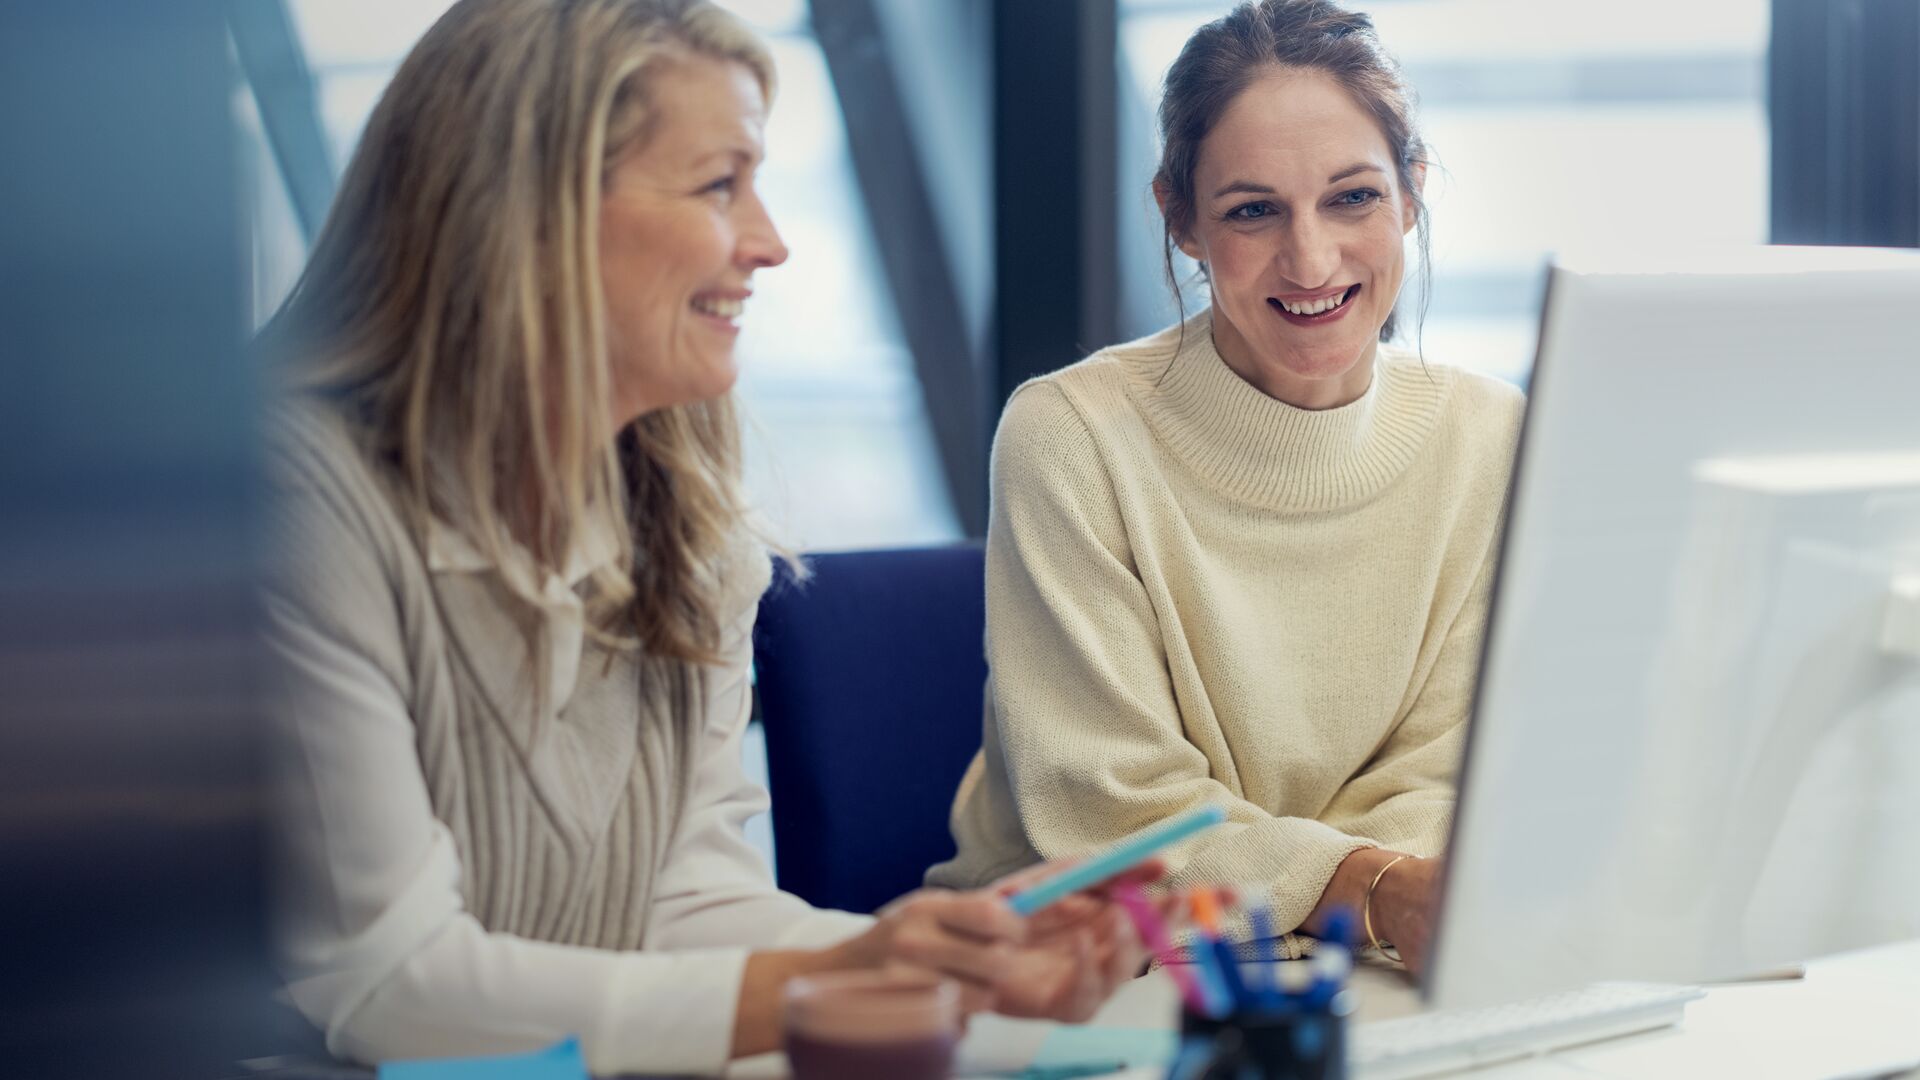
[783,969,961,1080]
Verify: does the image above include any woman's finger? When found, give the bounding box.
[1101,906,1142,989]
[1024,893,1105,936]
[914,890,1029,944]
[881,958,997,1016]
[888,918,1019,984]
[956,982,997,1016]
[1080,907,1137,998]
[1024,926,1098,1022]
[1064,927,1104,1021]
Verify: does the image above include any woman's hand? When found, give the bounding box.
[826,888,1027,1015]
[980,859,1169,1022]
[825,859,1167,1022]
[1303,848,1442,977]
[1367,855,1440,976]
[732,861,1171,1057]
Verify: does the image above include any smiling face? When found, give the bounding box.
[599,56,786,426]
[1167,66,1420,409]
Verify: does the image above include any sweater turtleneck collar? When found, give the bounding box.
[1116,307,1448,513]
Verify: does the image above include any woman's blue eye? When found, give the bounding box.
[1335,188,1382,207]
[1227,202,1274,221]
[702,175,737,198]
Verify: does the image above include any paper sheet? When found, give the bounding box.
[376,1038,586,1080]
[1023,1026,1177,1074]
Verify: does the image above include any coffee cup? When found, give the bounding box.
[782,969,960,1080]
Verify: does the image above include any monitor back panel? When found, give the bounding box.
[1430,246,1920,1009]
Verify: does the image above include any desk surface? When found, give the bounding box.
[731,938,1920,1079]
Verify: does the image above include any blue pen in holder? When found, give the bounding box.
[1167,987,1354,1080]
[1166,910,1357,1080]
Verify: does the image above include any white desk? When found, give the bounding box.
[731,938,1920,1078]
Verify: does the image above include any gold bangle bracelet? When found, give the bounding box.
[1363,854,1411,963]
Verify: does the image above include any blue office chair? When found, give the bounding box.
[752,545,987,914]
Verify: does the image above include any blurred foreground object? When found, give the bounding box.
[0,2,289,1076]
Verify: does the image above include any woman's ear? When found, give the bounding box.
[1153,179,1204,262]
[1402,161,1427,235]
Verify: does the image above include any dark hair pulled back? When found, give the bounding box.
[1154,0,1430,344]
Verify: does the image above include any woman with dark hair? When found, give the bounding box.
[261,1,1157,1073]
[931,0,1523,977]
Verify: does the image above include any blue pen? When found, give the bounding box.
[1209,936,1247,1010]
[1191,887,1248,1011]
[1246,898,1277,1009]
[1006,804,1227,916]
[1306,907,1356,1009]
[1183,926,1237,1017]
[1186,886,1238,1017]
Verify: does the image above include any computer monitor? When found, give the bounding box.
[1427,246,1920,1010]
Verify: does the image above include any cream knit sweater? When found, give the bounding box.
[928,310,1523,949]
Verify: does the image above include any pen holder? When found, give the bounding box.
[1166,992,1354,1080]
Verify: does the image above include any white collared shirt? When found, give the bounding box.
[424,514,623,715]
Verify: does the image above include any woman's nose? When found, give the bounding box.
[1275,218,1338,288]
[738,192,788,271]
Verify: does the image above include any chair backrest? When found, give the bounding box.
[752,544,986,914]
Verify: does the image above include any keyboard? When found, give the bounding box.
[1349,982,1705,1079]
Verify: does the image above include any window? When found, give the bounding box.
[246,0,960,551]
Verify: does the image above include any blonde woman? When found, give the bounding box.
[259,1,1154,1073]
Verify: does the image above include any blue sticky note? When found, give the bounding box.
[1020,1026,1178,1078]
[378,1037,588,1080]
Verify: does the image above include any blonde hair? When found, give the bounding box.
[259,0,776,666]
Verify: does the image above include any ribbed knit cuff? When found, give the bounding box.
[1202,815,1376,936]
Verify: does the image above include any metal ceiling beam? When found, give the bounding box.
[811,0,991,535]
